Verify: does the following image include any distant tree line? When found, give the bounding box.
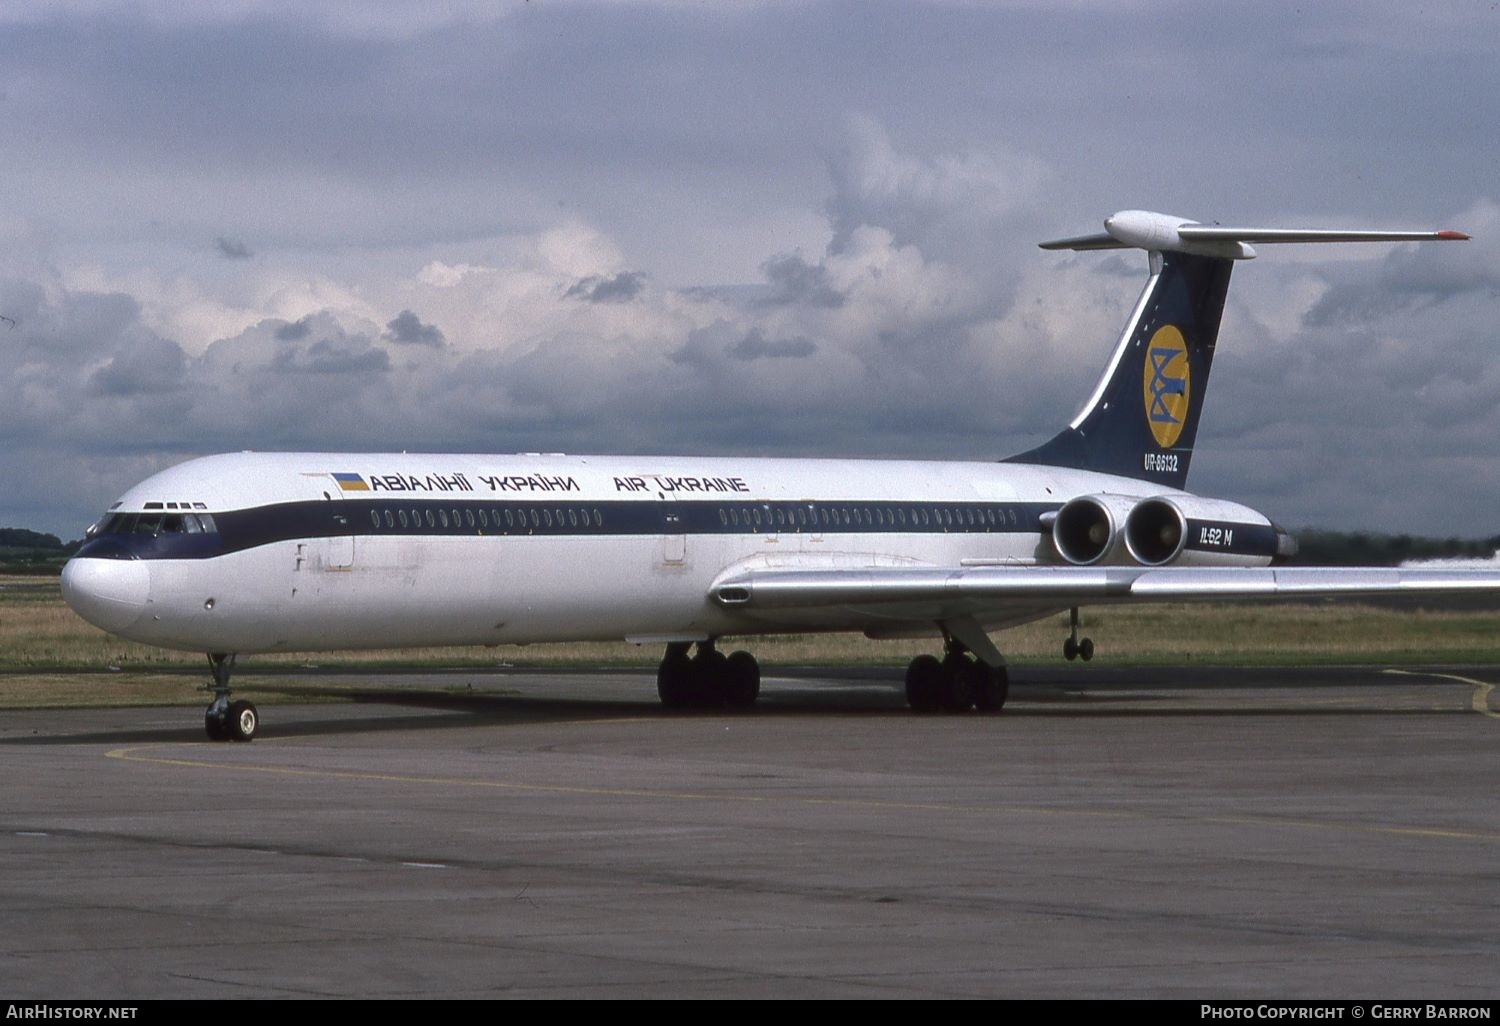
[2,525,1498,574]
[0,528,80,573]
[1287,530,1500,567]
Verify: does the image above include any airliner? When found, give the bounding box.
[61,210,1500,741]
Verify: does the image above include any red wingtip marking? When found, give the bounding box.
[1436,230,1471,240]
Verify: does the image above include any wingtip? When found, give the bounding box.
[1437,230,1471,241]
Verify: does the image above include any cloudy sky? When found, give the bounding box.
[2,0,1498,539]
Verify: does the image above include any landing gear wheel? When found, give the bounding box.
[202,652,247,741]
[942,659,986,713]
[973,665,1010,712]
[226,700,258,742]
[657,649,695,709]
[724,650,761,709]
[1064,608,1094,663]
[693,649,729,708]
[905,654,943,713]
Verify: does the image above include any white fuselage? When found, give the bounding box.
[61,450,1249,654]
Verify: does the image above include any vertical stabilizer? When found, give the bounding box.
[1007,210,1468,489]
[1005,248,1231,490]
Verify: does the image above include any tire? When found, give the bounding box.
[693,649,730,708]
[226,700,258,742]
[724,650,761,709]
[905,655,943,713]
[657,654,694,708]
[974,665,1010,712]
[944,660,985,713]
[204,708,228,742]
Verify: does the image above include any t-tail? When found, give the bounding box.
[1005,210,1469,490]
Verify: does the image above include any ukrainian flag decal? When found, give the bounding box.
[331,472,371,492]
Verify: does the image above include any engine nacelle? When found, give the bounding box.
[1051,494,1140,566]
[1123,495,1296,567]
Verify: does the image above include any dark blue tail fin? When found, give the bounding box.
[1005,249,1233,491]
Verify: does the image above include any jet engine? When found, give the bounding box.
[1123,495,1295,567]
[1050,494,1140,566]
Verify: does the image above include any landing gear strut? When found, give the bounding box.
[904,636,1009,714]
[1062,607,1094,662]
[203,653,257,742]
[657,641,761,710]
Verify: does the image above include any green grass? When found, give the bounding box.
[4,574,1500,709]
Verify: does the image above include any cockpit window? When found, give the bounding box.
[92,512,219,537]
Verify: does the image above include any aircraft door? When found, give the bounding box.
[300,473,356,570]
[660,504,686,566]
[325,509,355,569]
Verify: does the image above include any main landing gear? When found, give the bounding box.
[903,637,1009,714]
[1062,606,1094,662]
[203,653,258,742]
[656,641,761,710]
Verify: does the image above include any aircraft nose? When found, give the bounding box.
[61,556,151,634]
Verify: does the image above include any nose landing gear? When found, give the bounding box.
[203,653,257,742]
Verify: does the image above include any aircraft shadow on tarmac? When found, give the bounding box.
[1,664,1488,746]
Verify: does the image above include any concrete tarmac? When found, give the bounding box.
[2,665,1498,999]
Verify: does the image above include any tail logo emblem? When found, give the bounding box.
[1143,325,1191,449]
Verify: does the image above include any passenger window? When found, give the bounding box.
[370,511,380,528]
[593,509,602,527]
[384,510,394,528]
[398,509,409,528]
[465,509,475,528]
[438,509,449,528]
[425,509,436,528]
[542,509,552,528]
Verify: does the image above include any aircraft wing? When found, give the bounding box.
[711,564,1500,613]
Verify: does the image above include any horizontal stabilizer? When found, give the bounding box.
[1041,210,1469,260]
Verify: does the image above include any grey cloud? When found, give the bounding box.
[564,272,647,304]
[759,254,843,308]
[88,337,188,396]
[272,336,389,375]
[384,309,446,347]
[214,236,252,259]
[728,329,817,361]
[274,316,313,341]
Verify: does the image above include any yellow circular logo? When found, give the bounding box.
[1142,325,1191,449]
